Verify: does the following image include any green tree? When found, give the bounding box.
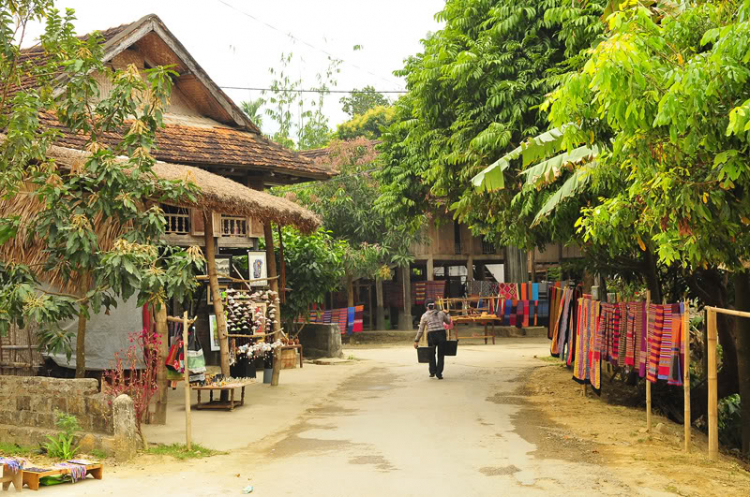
[473,1,750,451]
[376,0,606,279]
[340,85,389,117]
[335,105,395,141]
[273,228,346,329]
[0,2,204,376]
[240,97,265,131]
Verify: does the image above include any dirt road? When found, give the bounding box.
[50,339,750,496]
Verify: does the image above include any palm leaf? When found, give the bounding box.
[521,145,599,188]
[531,163,595,226]
[471,125,573,192]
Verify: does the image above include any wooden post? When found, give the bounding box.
[182,311,192,451]
[646,290,652,432]
[277,225,286,305]
[399,265,413,331]
[683,300,691,452]
[153,303,169,425]
[707,307,718,461]
[264,222,282,387]
[203,211,230,377]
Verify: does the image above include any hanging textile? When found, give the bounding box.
[668,303,684,386]
[497,282,518,301]
[522,300,530,328]
[516,300,524,329]
[353,305,364,333]
[573,296,601,393]
[646,303,684,386]
[413,281,427,305]
[425,281,446,302]
[646,304,664,383]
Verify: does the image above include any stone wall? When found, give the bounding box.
[298,324,343,359]
[0,376,136,460]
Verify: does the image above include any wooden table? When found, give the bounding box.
[1,461,23,492]
[192,379,255,411]
[452,315,501,344]
[22,462,103,491]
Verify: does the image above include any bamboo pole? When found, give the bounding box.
[683,299,691,452]
[182,311,192,451]
[707,307,718,461]
[646,291,652,432]
[153,303,169,425]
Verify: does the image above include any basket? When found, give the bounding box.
[280,348,298,369]
[444,340,458,356]
[417,346,432,363]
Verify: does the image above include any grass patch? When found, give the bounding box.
[0,441,36,457]
[89,449,108,460]
[145,443,221,460]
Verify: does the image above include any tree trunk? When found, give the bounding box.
[264,222,282,387]
[734,272,750,453]
[398,265,413,330]
[347,274,354,307]
[643,248,662,304]
[505,246,528,283]
[375,278,385,330]
[153,303,169,425]
[75,311,87,378]
[204,211,230,377]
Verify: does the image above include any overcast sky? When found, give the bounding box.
[25,0,445,136]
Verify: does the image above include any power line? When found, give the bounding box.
[220,86,407,94]
[215,0,405,91]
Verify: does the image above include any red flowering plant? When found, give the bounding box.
[103,322,160,448]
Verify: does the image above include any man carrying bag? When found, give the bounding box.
[414,299,452,379]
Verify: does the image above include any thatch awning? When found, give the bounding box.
[32,140,321,233]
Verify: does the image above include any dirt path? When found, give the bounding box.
[46,339,750,496]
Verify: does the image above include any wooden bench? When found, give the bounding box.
[22,462,103,491]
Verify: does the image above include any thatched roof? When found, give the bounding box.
[38,141,321,232]
[0,138,319,292]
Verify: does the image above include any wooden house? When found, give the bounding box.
[0,14,329,377]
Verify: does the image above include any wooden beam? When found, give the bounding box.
[277,225,286,305]
[182,311,192,451]
[683,300,691,452]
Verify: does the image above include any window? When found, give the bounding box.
[482,239,496,255]
[162,205,191,234]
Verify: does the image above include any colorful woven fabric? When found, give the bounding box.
[646,304,664,383]
[658,305,674,380]
[425,280,446,302]
[498,282,518,300]
[353,305,364,333]
[532,283,539,301]
[549,287,564,355]
[413,281,427,305]
[532,300,538,326]
[504,299,512,326]
[522,299,530,327]
[625,302,648,373]
[520,283,528,301]
[668,303,683,386]
[557,288,574,360]
[573,296,601,392]
[332,308,349,335]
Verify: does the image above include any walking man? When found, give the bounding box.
[414,299,452,379]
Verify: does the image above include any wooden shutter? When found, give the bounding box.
[191,209,205,236]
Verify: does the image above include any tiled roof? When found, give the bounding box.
[39,113,331,179]
[15,14,334,181]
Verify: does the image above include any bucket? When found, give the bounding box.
[444,340,458,356]
[263,368,273,384]
[417,346,432,363]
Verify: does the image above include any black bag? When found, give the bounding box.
[417,346,432,363]
[444,340,458,356]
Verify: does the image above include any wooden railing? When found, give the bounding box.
[165,213,191,234]
[221,216,248,237]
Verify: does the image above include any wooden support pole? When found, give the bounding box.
[153,303,169,425]
[75,311,87,378]
[203,211,230,377]
[646,291,652,432]
[683,300,691,452]
[707,307,718,461]
[182,311,192,451]
[264,221,282,387]
[277,225,286,305]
